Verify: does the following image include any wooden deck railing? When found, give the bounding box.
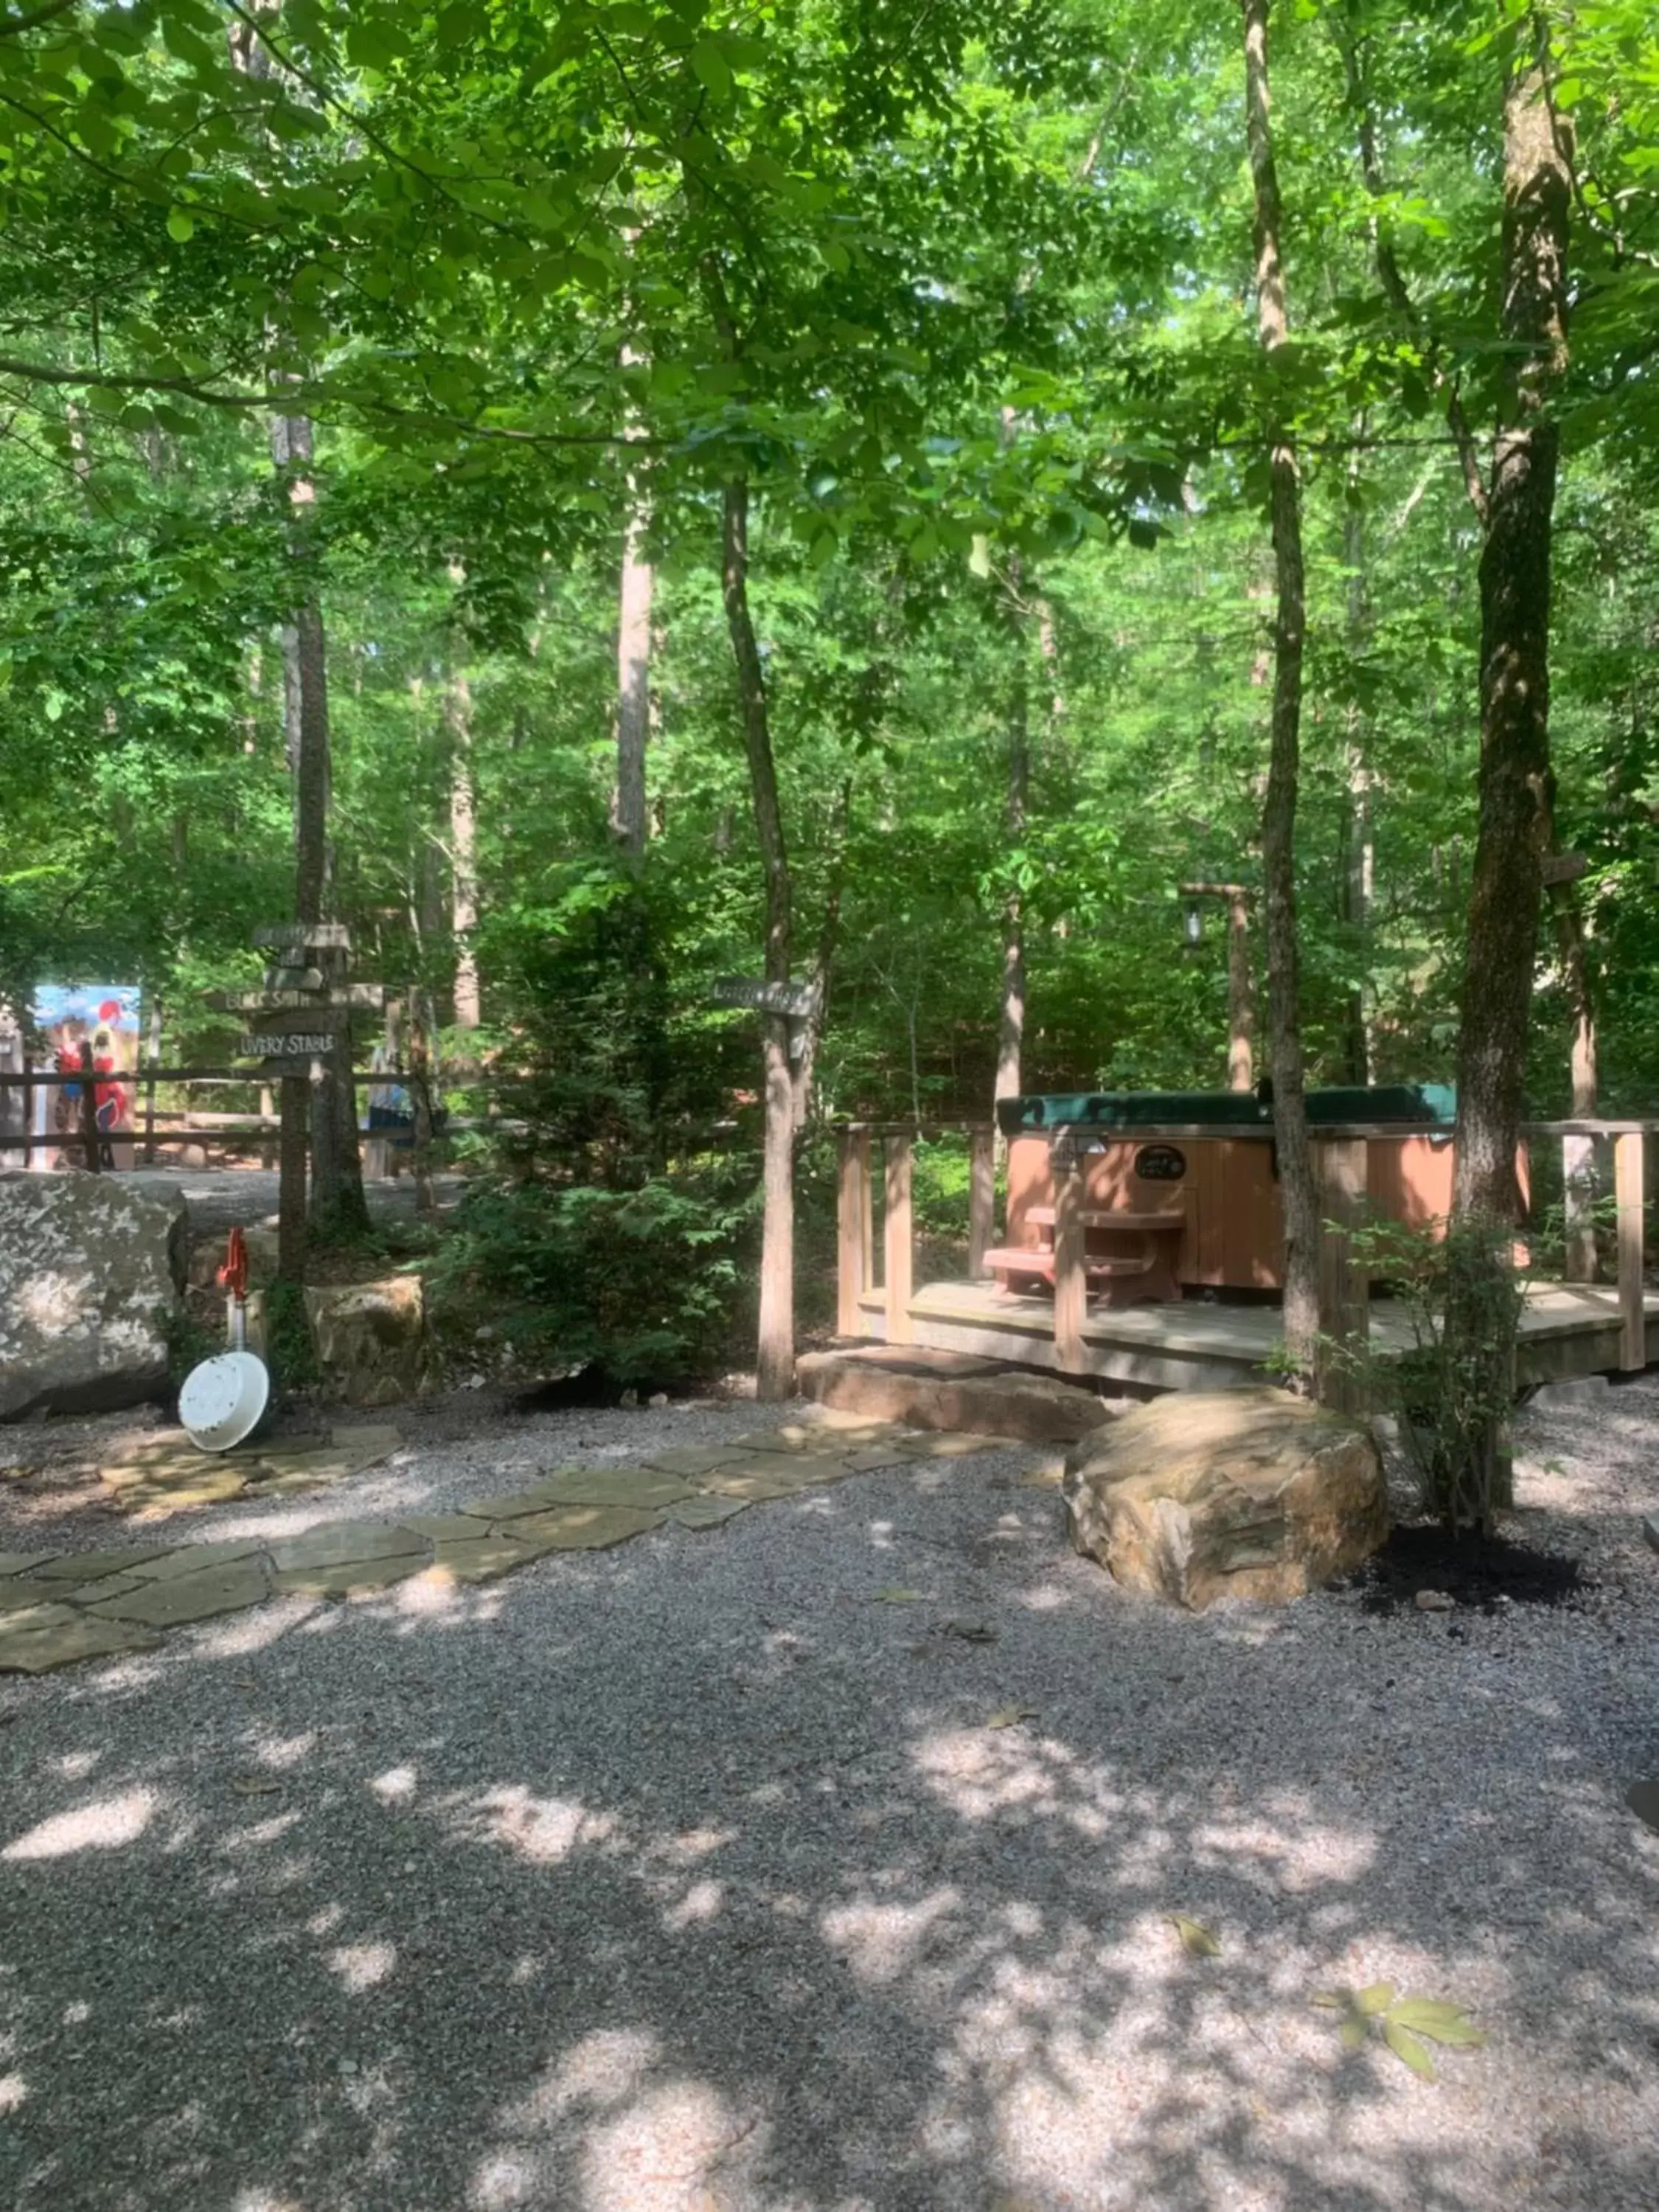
[832,1117,1655,1399]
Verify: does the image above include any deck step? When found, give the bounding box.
[984,1247,1155,1282]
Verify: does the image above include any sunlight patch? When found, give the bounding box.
[4,1787,158,1861]
[328,1940,396,1992]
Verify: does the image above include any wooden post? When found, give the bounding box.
[260,1084,276,1172]
[77,1043,101,1172]
[1562,1130,1596,1281]
[967,1125,995,1279]
[142,1003,161,1166]
[859,1127,873,1290]
[1315,1135,1368,1413]
[884,1133,914,1346]
[1227,890,1253,1093]
[1615,1128,1645,1371]
[1052,1161,1086,1372]
[836,1125,869,1335]
[277,1072,307,1282]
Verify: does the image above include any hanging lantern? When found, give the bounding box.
[1183,899,1203,946]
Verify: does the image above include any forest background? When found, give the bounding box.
[3,0,1658,1402]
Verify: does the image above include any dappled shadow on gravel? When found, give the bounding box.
[0,1427,1656,2212]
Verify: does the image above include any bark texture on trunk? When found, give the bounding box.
[1227,892,1254,1092]
[611,492,653,857]
[1242,0,1320,1380]
[996,631,1029,1116]
[722,479,795,1401]
[272,408,367,1234]
[446,669,481,1034]
[1452,57,1568,1224]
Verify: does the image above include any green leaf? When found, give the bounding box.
[1383,2020,1438,2081]
[1167,1915,1221,1958]
[689,38,733,100]
[1356,1982,1396,2014]
[1388,1998,1486,2047]
[986,1704,1038,1730]
[1340,2016,1368,2052]
[43,690,66,723]
[968,534,992,579]
[872,1585,925,1603]
[166,207,195,243]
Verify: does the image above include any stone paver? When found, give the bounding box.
[272,1553,425,1599]
[694,1462,840,1501]
[642,1442,751,1477]
[88,1559,273,1630]
[0,1551,57,1577]
[0,1578,76,1615]
[667,1495,751,1531]
[0,1602,159,1673]
[33,1546,171,1583]
[509,1504,665,1550]
[534,1466,696,1509]
[0,1419,1001,1672]
[128,1541,270,1582]
[423,1534,535,1585]
[268,1523,428,1574]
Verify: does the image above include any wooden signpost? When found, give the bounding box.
[209,925,384,1282]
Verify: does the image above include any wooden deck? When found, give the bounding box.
[853,1277,1659,1394]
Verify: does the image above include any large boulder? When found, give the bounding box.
[1063,1385,1386,1610]
[304,1276,431,1407]
[798,1346,1118,1444]
[0,1173,188,1419]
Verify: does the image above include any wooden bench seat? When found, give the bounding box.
[1023,1206,1186,1231]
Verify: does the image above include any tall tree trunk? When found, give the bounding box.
[611,488,653,858]
[996,602,1029,1119]
[1340,476,1374,1085]
[273,411,367,1234]
[1453,55,1568,1220]
[446,669,481,1035]
[1446,49,1570,1525]
[721,479,795,1401]
[1242,0,1320,1380]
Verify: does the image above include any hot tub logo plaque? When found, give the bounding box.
[1135,1144,1187,1182]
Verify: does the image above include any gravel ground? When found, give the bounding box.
[1,1380,1656,2212]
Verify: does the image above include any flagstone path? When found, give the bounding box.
[0,1416,1001,1674]
[94,1422,406,1518]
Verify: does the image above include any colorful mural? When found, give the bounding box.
[30,986,142,1169]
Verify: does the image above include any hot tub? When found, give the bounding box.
[993,1085,1514,1299]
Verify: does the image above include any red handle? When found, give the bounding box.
[216,1227,249,1301]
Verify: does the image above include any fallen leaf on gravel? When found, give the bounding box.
[1168,1914,1222,1958]
[1382,2020,1436,2079]
[872,1587,926,1604]
[232,1777,281,1797]
[942,1620,998,1644]
[986,1704,1037,1729]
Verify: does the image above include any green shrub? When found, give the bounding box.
[1338,1211,1526,1534]
[428,1164,754,1391]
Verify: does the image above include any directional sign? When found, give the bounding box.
[252,922,352,951]
[236,1032,335,1058]
[709,975,821,1019]
[211,984,385,1014]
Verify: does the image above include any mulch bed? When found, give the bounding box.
[1341,1521,1590,1614]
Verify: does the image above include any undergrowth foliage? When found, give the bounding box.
[430,1168,754,1393]
[1337,1212,1527,1536]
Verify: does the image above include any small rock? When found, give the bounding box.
[1642,1514,1659,1556]
[1415,1588,1455,1612]
[648,1391,669,1408]
[462,1372,485,1391]
[1529,1375,1610,1411]
[619,1388,639,1408]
